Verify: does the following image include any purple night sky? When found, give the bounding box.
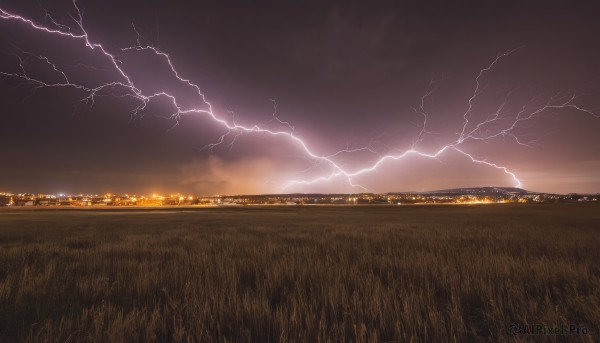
[1,0,599,195]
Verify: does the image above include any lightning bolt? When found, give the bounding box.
[1,2,597,192]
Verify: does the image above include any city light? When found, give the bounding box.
[0,187,597,207]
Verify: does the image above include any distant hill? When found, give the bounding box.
[415,187,530,196]
[234,187,534,198]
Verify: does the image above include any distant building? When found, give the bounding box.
[0,194,12,206]
[36,198,58,206]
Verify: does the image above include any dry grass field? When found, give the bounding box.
[0,204,598,342]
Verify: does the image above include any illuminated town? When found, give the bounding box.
[1,187,597,207]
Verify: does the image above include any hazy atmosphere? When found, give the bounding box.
[1,0,599,195]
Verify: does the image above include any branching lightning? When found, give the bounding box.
[1,2,597,192]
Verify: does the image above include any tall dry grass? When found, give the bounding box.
[0,204,598,342]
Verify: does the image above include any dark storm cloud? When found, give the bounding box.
[0,0,599,194]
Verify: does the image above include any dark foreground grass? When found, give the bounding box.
[0,204,598,342]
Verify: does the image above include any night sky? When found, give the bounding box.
[1,0,599,195]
